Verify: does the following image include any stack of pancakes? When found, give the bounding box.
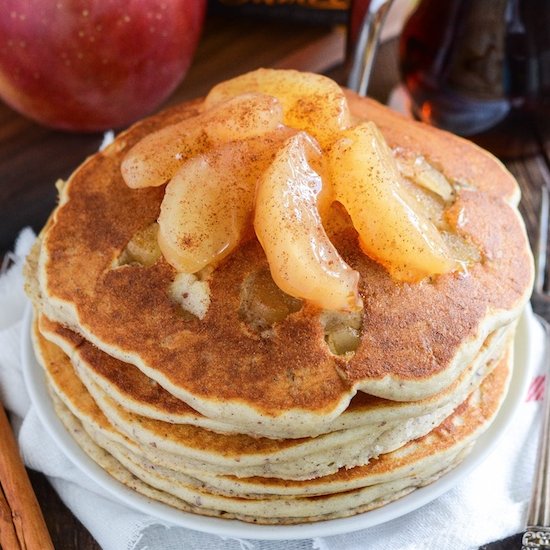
[24,81,533,524]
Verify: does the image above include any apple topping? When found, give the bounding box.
[327,122,464,283]
[204,68,350,147]
[254,132,362,312]
[410,157,454,201]
[400,177,447,230]
[119,69,481,316]
[158,128,294,273]
[240,268,302,332]
[395,152,454,201]
[121,93,283,189]
[321,310,362,356]
[115,222,161,267]
[398,156,480,265]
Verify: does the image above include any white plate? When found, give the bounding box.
[21,305,536,540]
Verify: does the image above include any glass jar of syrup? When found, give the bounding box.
[399,0,550,158]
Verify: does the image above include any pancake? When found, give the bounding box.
[54,393,470,524]
[33,313,514,481]
[79,378,454,479]
[33,317,464,480]
[41,332,512,523]
[37,311,513,439]
[50,393,226,519]
[30,79,533,438]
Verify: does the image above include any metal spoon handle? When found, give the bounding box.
[347,0,395,96]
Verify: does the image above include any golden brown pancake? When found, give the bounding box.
[37,312,513,439]
[33,317,472,480]
[31,88,533,438]
[54,393,471,524]
[35,319,512,522]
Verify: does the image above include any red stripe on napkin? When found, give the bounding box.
[527,375,546,402]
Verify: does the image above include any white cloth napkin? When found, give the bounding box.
[0,229,543,550]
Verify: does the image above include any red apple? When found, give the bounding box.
[0,0,206,131]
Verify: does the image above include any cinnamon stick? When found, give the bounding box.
[0,405,53,550]
[0,483,21,550]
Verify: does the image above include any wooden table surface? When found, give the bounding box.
[1,12,547,550]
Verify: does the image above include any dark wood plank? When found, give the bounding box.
[28,470,99,550]
[479,533,524,550]
[507,154,550,247]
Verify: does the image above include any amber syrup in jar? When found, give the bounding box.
[399,0,550,158]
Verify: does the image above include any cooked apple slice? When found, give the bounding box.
[158,128,293,273]
[396,153,454,201]
[124,222,161,266]
[254,132,362,312]
[327,122,462,282]
[321,310,362,355]
[239,268,303,331]
[121,93,283,189]
[204,68,350,147]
